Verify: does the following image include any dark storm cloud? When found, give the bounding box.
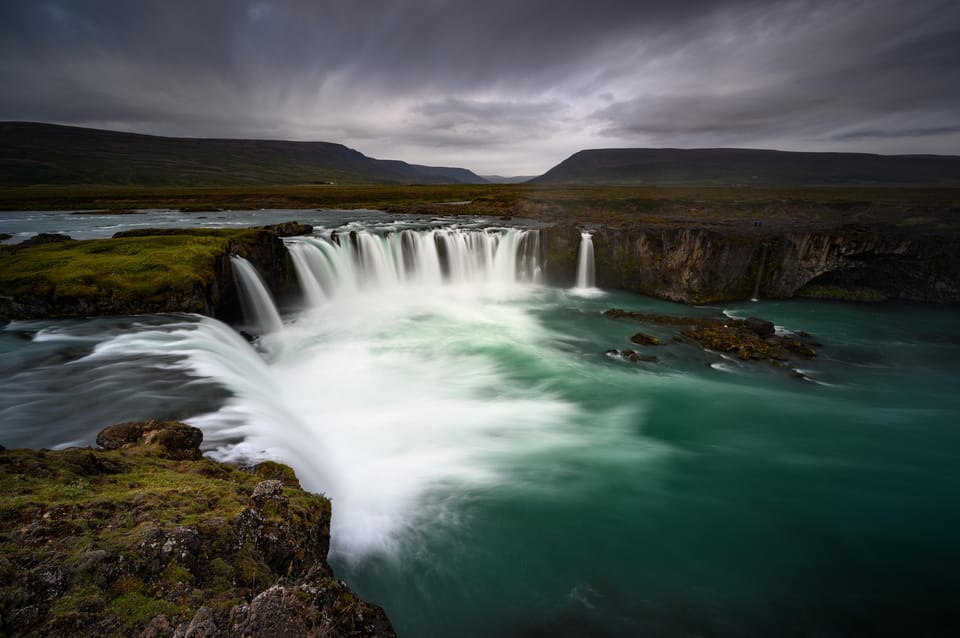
[0,0,957,173]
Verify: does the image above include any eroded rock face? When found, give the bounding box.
[0,421,396,638]
[541,224,960,304]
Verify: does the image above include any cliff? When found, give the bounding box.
[0,226,301,321]
[0,421,396,638]
[541,223,960,304]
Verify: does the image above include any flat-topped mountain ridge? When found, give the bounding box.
[0,122,488,186]
[532,147,960,187]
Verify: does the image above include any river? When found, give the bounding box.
[2,209,959,636]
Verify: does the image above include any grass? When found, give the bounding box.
[0,228,264,312]
[1,183,959,230]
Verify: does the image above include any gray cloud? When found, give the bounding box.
[0,0,957,173]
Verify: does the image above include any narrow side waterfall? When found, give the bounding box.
[230,256,283,333]
[751,243,768,302]
[574,231,597,290]
[286,228,541,307]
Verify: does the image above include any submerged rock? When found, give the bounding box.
[0,421,396,638]
[629,332,659,346]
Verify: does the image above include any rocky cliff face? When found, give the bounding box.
[0,421,396,638]
[0,227,300,321]
[541,223,960,304]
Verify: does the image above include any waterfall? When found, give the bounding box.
[230,256,284,333]
[575,232,596,289]
[286,227,541,306]
[751,243,768,302]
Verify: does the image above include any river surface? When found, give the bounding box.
[2,210,960,637]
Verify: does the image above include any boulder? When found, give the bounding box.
[629,332,659,346]
[745,316,775,337]
[257,221,313,237]
[96,420,203,460]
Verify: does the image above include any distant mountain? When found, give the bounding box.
[531,148,960,187]
[481,175,537,184]
[0,122,488,186]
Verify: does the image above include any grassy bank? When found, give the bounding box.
[1,184,959,230]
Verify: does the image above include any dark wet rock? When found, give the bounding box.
[256,221,313,237]
[629,332,659,346]
[97,420,203,460]
[745,316,775,337]
[17,233,73,248]
[0,421,396,638]
[604,307,819,363]
[0,233,11,241]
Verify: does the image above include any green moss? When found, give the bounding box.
[0,230,261,302]
[109,591,190,627]
[0,440,332,635]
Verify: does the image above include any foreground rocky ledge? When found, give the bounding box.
[0,421,396,638]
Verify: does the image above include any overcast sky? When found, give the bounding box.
[1,0,958,175]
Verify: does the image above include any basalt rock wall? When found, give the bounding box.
[540,223,960,304]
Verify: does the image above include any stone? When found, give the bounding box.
[96,421,203,460]
[257,221,313,237]
[251,479,284,501]
[629,331,659,346]
[745,316,775,337]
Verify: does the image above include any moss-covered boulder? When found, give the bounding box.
[0,421,396,638]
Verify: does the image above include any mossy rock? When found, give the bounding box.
[0,421,395,637]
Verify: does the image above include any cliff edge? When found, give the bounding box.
[0,421,396,638]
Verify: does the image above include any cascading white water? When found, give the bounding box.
[230,256,283,334]
[286,227,541,306]
[87,225,598,564]
[574,231,599,294]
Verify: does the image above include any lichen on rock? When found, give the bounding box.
[604,308,819,363]
[0,421,396,638]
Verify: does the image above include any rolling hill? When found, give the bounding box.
[531,148,960,187]
[0,122,488,186]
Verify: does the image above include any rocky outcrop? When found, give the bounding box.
[604,308,819,362]
[0,227,297,321]
[541,223,960,304]
[0,421,396,638]
[256,221,314,237]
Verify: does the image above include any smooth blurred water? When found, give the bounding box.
[2,210,959,636]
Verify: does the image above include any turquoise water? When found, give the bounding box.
[331,292,960,637]
[2,210,960,636]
